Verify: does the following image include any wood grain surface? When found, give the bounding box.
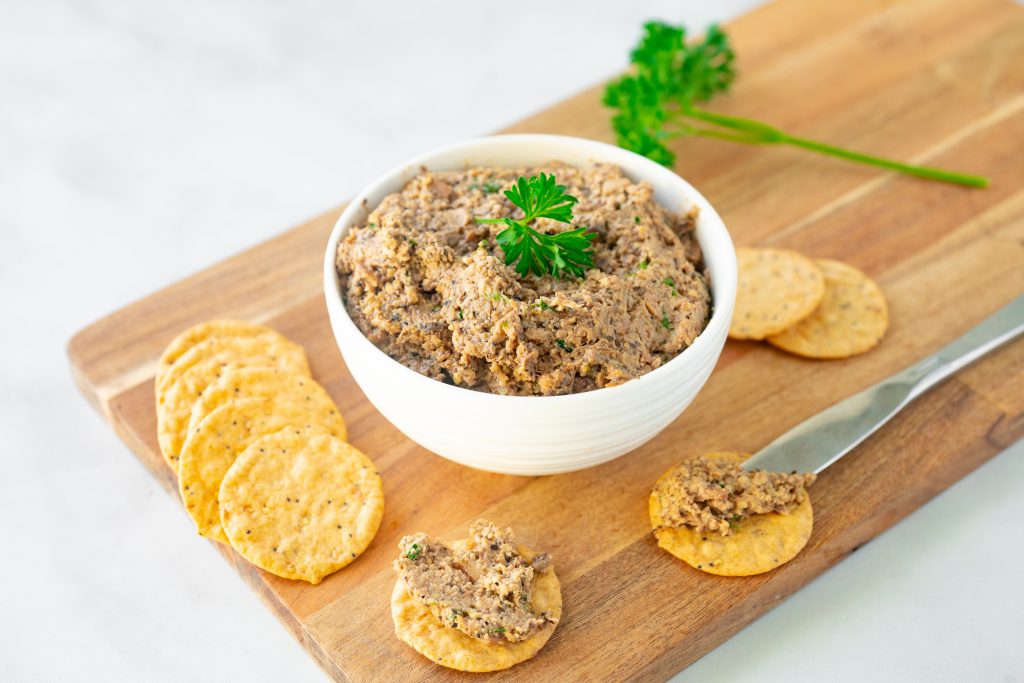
[68,0,1024,679]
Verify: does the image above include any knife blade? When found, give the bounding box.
[743,294,1024,474]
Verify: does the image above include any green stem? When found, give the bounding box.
[670,125,765,145]
[677,107,783,139]
[674,106,988,188]
[780,135,988,187]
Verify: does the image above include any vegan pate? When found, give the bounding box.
[335,163,711,396]
[394,520,556,644]
[654,455,816,536]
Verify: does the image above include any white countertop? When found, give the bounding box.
[1,1,1020,680]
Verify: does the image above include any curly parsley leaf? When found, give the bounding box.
[506,172,578,223]
[475,173,596,278]
[629,22,734,107]
[604,23,733,168]
[604,21,987,187]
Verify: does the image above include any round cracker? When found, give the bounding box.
[391,541,561,672]
[178,396,347,544]
[186,365,346,443]
[219,431,383,584]
[155,337,309,471]
[158,358,238,471]
[649,452,814,576]
[156,319,286,388]
[767,258,888,359]
[157,332,309,396]
[730,248,826,340]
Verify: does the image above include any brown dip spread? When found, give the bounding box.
[335,162,711,396]
[394,520,556,643]
[654,455,816,536]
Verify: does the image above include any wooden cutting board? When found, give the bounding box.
[68,0,1024,679]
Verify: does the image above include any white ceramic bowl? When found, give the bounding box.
[323,134,736,475]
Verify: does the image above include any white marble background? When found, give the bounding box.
[2,0,1021,681]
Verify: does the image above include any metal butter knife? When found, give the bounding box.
[743,294,1024,474]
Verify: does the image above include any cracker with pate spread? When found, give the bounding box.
[391,520,561,672]
[650,452,815,576]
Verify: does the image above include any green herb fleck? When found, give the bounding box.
[634,216,642,223]
[482,181,501,194]
[628,257,652,278]
[491,627,507,635]
[555,338,573,352]
[534,299,552,311]
[661,314,671,330]
[405,543,422,560]
[489,291,505,302]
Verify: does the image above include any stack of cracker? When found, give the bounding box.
[155,320,383,584]
[729,248,889,358]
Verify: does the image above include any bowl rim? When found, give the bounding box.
[323,133,736,406]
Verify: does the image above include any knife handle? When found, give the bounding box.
[904,294,1024,402]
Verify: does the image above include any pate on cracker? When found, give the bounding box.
[767,258,888,359]
[730,248,825,340]
[650,452,815,576]
[391,520,561,672]
[219,430,383,584]
[178,396,346,544]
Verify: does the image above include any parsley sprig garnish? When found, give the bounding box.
[474,173,596,278]
[604,22,988,187]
